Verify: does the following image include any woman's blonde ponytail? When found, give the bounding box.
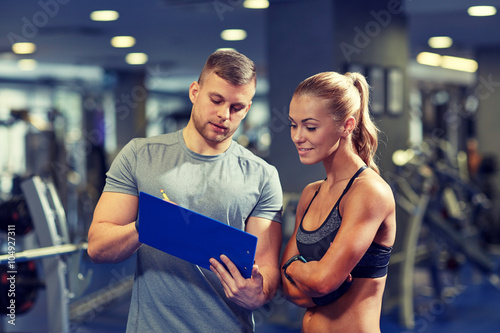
[346,72,380,174]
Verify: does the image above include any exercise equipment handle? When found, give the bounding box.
[0,243,88,264]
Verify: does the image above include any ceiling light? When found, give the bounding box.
[17,59,37,71]
[441,55,478,73]
[221,29,247,41]
[428,36,453,49]
[416,52,442,67]
[467,6,497,16]
[417,52,478,73]
[243,0,269,9]
[125,52,148,65]
[12,42,36,54]
[90,10,119,21]
[111,36,136,48]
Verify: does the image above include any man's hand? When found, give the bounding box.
[209,254,266,310]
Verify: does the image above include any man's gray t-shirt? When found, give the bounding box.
[103,129,283,332]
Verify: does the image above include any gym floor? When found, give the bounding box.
[5,253,500,332]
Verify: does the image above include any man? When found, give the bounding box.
[87,50,283,332]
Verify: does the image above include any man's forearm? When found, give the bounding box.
[259,264,281,302]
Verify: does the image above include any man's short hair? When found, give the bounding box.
[198,50,256,87]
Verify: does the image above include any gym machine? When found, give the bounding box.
[0,176,91,333]
[387,140,499,329]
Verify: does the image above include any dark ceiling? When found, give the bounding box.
[0,0,499,80]
[406,0,500,58]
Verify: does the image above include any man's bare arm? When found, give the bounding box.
[87,192,142,263]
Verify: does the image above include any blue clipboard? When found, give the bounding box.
[138,191,257,278]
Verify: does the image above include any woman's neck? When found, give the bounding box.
[323,139,365,184]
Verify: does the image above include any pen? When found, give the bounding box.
[160,189,170,201]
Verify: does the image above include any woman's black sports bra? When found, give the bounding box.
[296,165,393,306]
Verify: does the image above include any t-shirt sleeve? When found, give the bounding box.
[251,165,283,223]
[103,139,139,196]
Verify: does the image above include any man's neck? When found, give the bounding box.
[182,125,231,156]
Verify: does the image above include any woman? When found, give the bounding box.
[281,71,396,332]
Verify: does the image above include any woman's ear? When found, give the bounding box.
[342,116,356,137]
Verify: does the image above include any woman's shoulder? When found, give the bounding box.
[296,180,323,210]
[303,180,323,196]
[350,169,395,208]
